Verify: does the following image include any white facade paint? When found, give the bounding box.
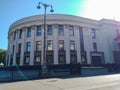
[7,14,120,66]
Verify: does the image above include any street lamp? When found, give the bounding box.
[37,2,54,78]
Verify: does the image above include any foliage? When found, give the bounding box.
[0,49,7,64]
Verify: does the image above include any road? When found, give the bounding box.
[0,74,120,90]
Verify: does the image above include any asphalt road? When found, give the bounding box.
[0,74,120,90]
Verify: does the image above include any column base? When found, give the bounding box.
[40,64,50,78]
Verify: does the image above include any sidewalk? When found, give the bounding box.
[0,74,120,90]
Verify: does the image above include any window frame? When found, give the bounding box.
[27,27,31,37]
[59,40,64,50]
[36,26,42,36]
[36,41,41,51]
[70,40,75,50]
[69,26,74,36]
[26,42,31,52]
[47,25,53,35]
[58,25,64,35]
[47,40,53,50]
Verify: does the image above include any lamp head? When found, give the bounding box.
[50,8,54,12]
[37,4,40,9]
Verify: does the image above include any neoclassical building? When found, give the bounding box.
[6,14,120,66]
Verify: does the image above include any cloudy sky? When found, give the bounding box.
[0,0,120,49]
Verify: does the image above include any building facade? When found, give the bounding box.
[6,14,120,66]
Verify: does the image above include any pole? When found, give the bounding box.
[37,2,54,78]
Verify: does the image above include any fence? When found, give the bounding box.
[0,64,81,82]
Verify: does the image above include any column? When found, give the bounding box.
[84,27,92,64]
[53,24,58,64]
[30,25,36,65]
[20,27,26,66]
[13,30,18,66]
[75,26,81,63]
[65,25,70,64]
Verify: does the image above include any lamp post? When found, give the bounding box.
[37,2,54,78]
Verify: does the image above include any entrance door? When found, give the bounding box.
[92,56,102,66]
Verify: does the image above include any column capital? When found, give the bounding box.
[22,27,27,30]
[31,25,37,30]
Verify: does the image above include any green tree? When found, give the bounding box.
[0,49,7,64]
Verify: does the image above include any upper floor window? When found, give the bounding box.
[26,42,31,52]
[37,26,42,36]
[18,43,21,53]
[91,28,96,39]
[47,40,53,50]
[59,40,64,50]
[27,27,31,37]
[13,32,16,40]
[19,29,22,39]
[58,25,64,35]
[70,40,75,50]
[93,42,97,51]
[12,45,15,54]
[69,26,74,36]
[47,25,53,35]
[36,41,42,51]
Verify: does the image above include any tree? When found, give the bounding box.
[0,49,7,64]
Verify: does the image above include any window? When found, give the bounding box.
[47,25,52,35]
[79,27,84,51]
[37,26,42,36]
[13,32,16,40]
[35,56,41,64]
[93,42,97,51]
[26,42,31,52]
[27,27,31,37]
[18,43,21,53]
[58,25,64,35]
[59,40,64,50]
[70,41,75,50]
[10,54,13,66]
[19,29,22,39]
[81,55,87,65]
[16,57,20,65]
[47,40,53,50]
[24,56,30,65]
[46,55,53,64]
[36,41,41,51]
[59,55,66,64]
[91,28,96,39]
[71,55,77,64]
[69,26,74,36]
[12,45,15,54]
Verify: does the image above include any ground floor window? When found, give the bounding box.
[70,55,77,64]
[16,57,20,65]
[24,56,30,65]
[91,56,102,66]
[59,55,66,64]
[81,55,87,65]
[34,56,41,65]
[46,55,53,64]
[10,55,13,66]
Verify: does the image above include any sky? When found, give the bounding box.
[1,0,120,50]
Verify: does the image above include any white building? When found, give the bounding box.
[6,14,120,66]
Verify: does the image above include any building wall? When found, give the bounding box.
[7,14,120,66]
